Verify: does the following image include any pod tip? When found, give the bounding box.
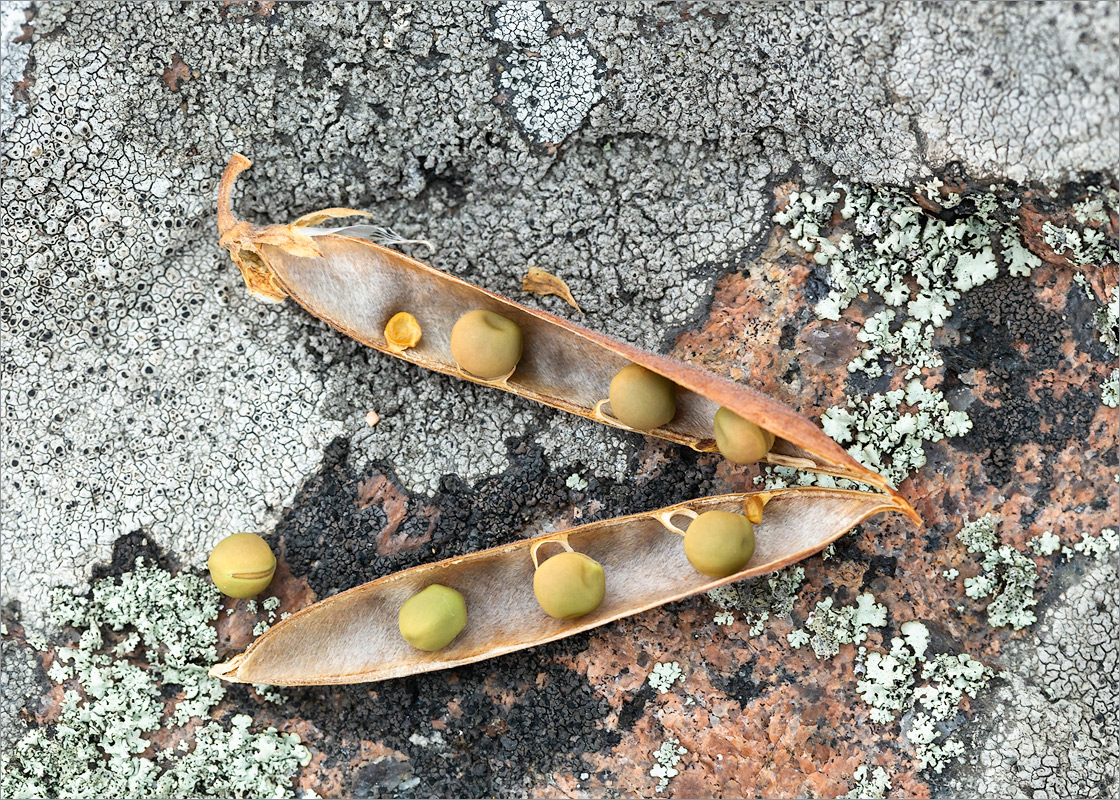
[217,154,253,235]
[209,653,247,682]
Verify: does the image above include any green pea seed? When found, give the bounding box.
[683,510,755,578]
[450,309,523,379]
[207,532,276,599]
[713,407,775,464]
[608,364,677,429]
[533,551,606,620]
[398,584,467,651]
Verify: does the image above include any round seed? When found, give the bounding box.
[713,407,775,464]
[207,532,276,599]
[683,510,755,578]
[533,551,606,620]
[385,311,422,352]
[398,584,467,651]
[608,364,677,429]
[450,309,523,379]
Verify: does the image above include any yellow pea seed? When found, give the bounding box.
[683,510,755,578]
[533,551,606,620]
[608,364,677,429]
[398,584,467,651]
[713,407,775,464]
[208,532,277,599]
[449,309,523,379]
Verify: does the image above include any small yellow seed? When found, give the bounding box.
[207,533,277,599]
[398,584,467,651]
[713,407,775,464]
[683,510,755,578]
[450,309,523,379]
[608,364,677,430]
[533,551,606,620]
[385,312,422,353]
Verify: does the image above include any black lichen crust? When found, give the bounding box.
[288,638,621,799]
[942,274,1101,488]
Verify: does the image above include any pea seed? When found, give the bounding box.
[683,510,755,578]
[533,551,606,620]
[608,364,677,429]
[398,584,467,651]
[450,309,522,379]
[207,532,276,599]
[713,407,775,464]
[385,311,422,352]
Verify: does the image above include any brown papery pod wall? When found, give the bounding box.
[212,490,904,685]
[214,155,919,685]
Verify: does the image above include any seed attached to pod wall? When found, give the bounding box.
[207,532,277,598]
[398,584,467,651]
[714,406,775,464]
[533,551,606,619]
[384,311,422,353]
[683,510,755,578]
[608,364,677,429]
[449,309,523,380]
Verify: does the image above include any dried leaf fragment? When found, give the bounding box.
[523,266,583,313]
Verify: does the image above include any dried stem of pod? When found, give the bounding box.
[591,398,641,433]
[454,363,518,388]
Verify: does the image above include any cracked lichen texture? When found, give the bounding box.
[570,1,1118,183]
[1,2,1116,621]
[946,561,1119,798]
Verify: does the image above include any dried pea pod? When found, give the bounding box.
[210,488,906,686]
[216,154,918,516]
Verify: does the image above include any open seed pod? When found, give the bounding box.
[216,154,920,515]
[211,489,909,686]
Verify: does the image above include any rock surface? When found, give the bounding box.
[1,2,1117,798]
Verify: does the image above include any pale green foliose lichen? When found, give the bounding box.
[900,619,930,659]
[1028,531,1062,556]
[792,594,997,777]
[754,464,872,493]
[565,473,589,491]
[647,661,684,694]
[955,514,1039,630]
[1041,185,1119,267]
[843,763,892,799]
[1042,187,1118,407]
[0,562,310,799]
[822,381,971,486]
[775,182,1054,485]
[854,629,992,773]
[788,592,887,659]
[857,637,918,724]
[906,653,993,772]
[1062,527,1120,562]
[650,737,687,793]
[1092,285,1119,408]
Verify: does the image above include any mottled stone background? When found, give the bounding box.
[1,2,1117,798]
